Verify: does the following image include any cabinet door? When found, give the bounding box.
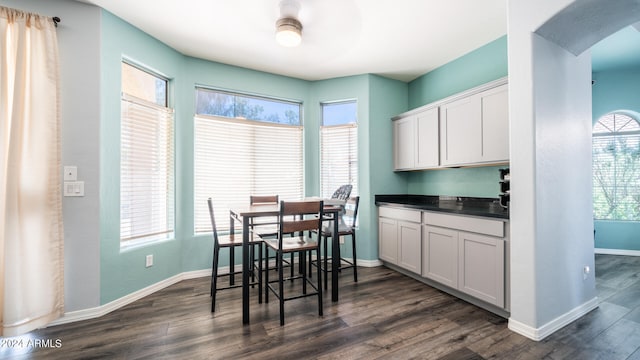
[458,231,505,308]
[393,116,415,170]
[415,107,440,169]
[440,95,482,166]
[398,220,421,274]
[422,225,458,288]
[378,217,398,263]
[480,84,509,163]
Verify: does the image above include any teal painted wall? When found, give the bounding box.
[592,67,640,251]
[407,167,503,197]
[404,36,508,198]
[308,75,372,259]
[101,11,186,304]
[368,75,410,258]
[408,36,508,109]
[592,68,640,120]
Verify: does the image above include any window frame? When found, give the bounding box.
[120,61,175,248]
[320,100,358,199]
[195,86,302,125]
[193,88,304,234]
[592,112,640,221]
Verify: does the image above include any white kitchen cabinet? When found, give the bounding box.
[458,231,505,308]
[423,211,508,310]
[378,204,509,311]
[422,225,458,288]
[440,84,509,166]
[480,84,509,163]
[378,207,422,274]
[440,95,482,165]
[393,107,439,170]
[398,221,421,274]
[415,107,440,169]
[393,116,416,170]
[378,216,398,264]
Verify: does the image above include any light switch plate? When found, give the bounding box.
[64,166,78,181]
[63,181,84,197]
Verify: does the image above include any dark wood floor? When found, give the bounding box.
[3,254,640,359]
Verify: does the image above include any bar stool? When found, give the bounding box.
[208,198,262,312]
[318,196,360,289]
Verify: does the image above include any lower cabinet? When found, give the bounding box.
[378,217,399,264]
[458,231,505,308]
[379,206,509,311]
[422,225,458,288]
[398,221,421,274]
[378,207,422,274]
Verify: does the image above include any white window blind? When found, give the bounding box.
[120,94,175,244]
[593,113,640,221]
[320,124,358,198]
[194,115,303,233]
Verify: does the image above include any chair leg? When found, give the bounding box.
[250,242,255,286]
[258,243,263,303]
[323,234,329,290]
[352,233,358,282]
[229,246,235,286]
[317,247,323,317]
[211,244,220,312]
[278,251,285,326]
[301,251,307,294]
[265,247,270,304]
[290,253,294,282]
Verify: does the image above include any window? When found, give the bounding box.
[120,62,174,246]
[196,88,301,125]
[593,112,640,220]
[320,100,358,198]
[194,88,303,233]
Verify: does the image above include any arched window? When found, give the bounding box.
[593,113,640,220]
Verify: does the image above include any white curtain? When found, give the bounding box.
[0,6,64,336]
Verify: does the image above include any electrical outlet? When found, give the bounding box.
[146,254,153,268]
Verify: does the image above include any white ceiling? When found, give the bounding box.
[81,0,508,82]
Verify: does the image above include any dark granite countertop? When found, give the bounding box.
[375,194,509,219]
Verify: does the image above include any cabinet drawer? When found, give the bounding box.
[423,212,504,237]
[379,207,421,223]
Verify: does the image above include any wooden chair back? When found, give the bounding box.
[279,200,323,241]
[250,195,279,205]
[207,198,220,246]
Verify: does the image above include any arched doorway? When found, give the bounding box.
[507,0,640,341]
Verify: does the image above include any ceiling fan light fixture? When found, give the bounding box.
[276,17,302,47]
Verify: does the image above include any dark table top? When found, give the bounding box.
[375,194,509,219]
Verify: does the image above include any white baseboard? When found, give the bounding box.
[508,296,599,341]
[47,257,381,327]
[356,258,383,267]
[595,248,640,256]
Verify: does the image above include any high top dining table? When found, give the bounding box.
[229,201,342,325]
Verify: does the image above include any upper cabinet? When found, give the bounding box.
[441,83,509,166]
[393,78,508,171]
[393,115,416,170]
[393,107,439,171]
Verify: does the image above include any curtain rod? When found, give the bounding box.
[53,16,60,27]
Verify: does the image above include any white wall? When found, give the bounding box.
[3,0,102,312]
[508,0,613,340]
[530,32,596,323]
